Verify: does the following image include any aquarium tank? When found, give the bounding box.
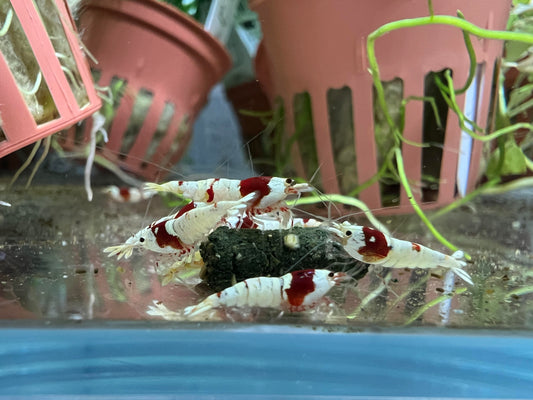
[1,0,533,398]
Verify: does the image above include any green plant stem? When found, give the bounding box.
[19,72,42,96]
[494,135,508,178]
[238,109,273,118]
[25,135,51,188]
[508,97,533,118]
[349,151,393,197]
[386,273,430,315]
[0,9,13,36]
[427,0,434,17]
[369,16,533,48]
[395,148,471,259]
[93,155,144,188]
[367,15,533,142]
[437,74,486,132]
[403,287,467,326]
[454,11,477,95]
[347,272,392,320]
[8,139,41,188]
[505,286,533,299]
[361,11,533,264]
[482,176,533,195]
[289,193,390,236]
[525,156,533,172]
[440,70,533,141]
[401,96,443,131]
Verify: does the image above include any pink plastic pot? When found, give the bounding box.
[0,0,101,158]
[253,0,511,214]
[61,0,231,181]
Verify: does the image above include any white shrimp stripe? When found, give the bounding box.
[104,193,255,260]
[384,239,473,285]
[167,193,255,245]
[183,270,343,318]
[331,223,473,285]
[145,179,241,203]
[225,215,322,230]
[368,237,472,285]
[184,276,284,317]
[381,238,447,268]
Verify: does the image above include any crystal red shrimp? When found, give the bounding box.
[103,192,256,260]
[145,176,313,213]
[183,269,348,318]
[103,185,156,203]
[225,214,323,230]
[328,222,473,285]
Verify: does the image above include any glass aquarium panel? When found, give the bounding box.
[1,184,532,329]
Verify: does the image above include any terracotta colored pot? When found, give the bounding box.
[252,0,511,214]
[0,0,101,158]
[62,0,231,181]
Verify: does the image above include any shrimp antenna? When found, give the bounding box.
[306,164,322,187]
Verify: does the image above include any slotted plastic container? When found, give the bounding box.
[61,0,232,181]
[0,0,101,158]
[252,0,512,214]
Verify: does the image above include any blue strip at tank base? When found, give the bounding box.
[0,327,531,398]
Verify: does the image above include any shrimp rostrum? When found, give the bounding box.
[103,192,257,260]
[184,269,348,318]
[328,222,473,285]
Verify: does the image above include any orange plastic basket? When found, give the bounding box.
[253,0,511,214]
[0,0,101,158]
[61,0,231,181]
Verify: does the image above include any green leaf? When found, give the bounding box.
[486,139,528,179]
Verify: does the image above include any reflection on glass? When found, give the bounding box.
[0,184,532,328]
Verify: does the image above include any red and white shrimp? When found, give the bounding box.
[225,214,323,230]
[328,222,473,285]
[103,192,256,260]
[145,176,313,219]
[103,185,156,203]
[183,269,348,318]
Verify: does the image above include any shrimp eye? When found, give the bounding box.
[345,230,352,237]
[328,272,335,277]
[285,178,294,185]
[139,237,145,243]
